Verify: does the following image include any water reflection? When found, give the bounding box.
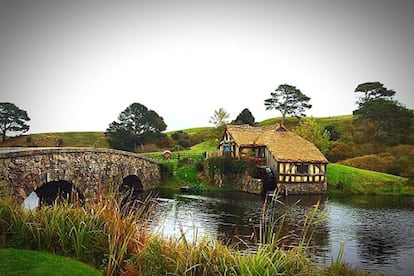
[150,191,265,247]
[326,196,414,275]
[150,190,330,252]
[150,190,414,275]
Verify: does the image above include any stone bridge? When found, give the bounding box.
[0,147,161,204]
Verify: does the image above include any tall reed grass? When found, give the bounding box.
[0,193,155,275]
[0,191,368,275]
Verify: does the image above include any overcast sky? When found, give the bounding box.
[1,0,413,134]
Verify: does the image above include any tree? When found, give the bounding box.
[0,102,30,142]
[209,107,230,127]
[293,117,330,154]
[232,108,255,126]
[264,84,312,124]
[354,82,395,106]
[353,98,414,144]
[105,103,167,151]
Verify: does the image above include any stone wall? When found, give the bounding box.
[281,182,327,195]
[213,171,263,195]
[212,171,326,195]
[0,147,161,203]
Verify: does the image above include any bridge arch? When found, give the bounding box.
[34,180,84,206]
[121,175,143,194]
[0,147,161,204]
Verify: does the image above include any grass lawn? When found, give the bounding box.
[327,163,413,195]
[0,248,101,276]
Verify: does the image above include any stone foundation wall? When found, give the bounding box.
[282,182,327,194]
[0,147,161,203]
[212,171,327,195]
[213,171,263,194]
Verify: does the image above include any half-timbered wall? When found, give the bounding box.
[277,162,326,184]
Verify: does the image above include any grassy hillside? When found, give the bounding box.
[327,163,413,195]
[0,132,109,148]
[167,126,213,135]
[259,114,352,126]
[0,115,350,149]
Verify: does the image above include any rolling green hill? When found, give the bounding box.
[327,163,412,195]
[2,115,351,149]
[0,132,109,148]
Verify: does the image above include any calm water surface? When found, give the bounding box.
[149,190,414,276]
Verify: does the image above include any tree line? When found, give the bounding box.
[1,81,413,155]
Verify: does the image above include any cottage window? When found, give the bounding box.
[296,163,309,174]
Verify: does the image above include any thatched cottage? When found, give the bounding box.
[218,124,328,194]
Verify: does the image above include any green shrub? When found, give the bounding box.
[339,153,396,174]
[189,181,206,193]
[195,160,204,172]
[388,156,414,178]
[207,157,256,179]
[327,141,357,162]
[160,162,174,181]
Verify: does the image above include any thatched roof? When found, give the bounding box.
[224,125,265,146]
[225,124,328,163]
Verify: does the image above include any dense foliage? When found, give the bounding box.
[232,108,256,125]
[353,98,414,145]
[171,130,192,147]
[293,117,330,154]
[207,157,256,179]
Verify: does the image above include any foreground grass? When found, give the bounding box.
[0,248,101,276]
[0,196,368,275]
[327,163,413,195]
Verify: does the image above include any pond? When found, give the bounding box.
[149,189,414,275]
